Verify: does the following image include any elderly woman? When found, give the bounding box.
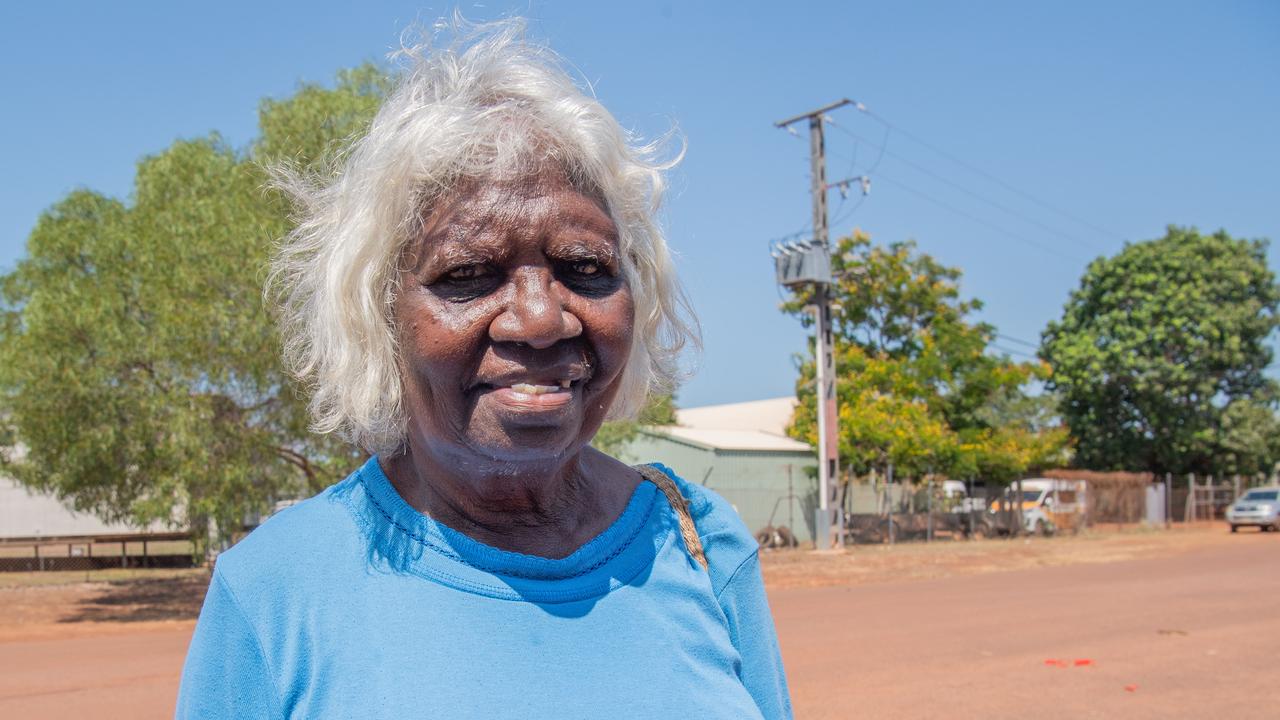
[177,21,791,720]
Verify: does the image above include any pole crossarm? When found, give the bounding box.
[774,98,854,129]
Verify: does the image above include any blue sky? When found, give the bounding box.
[2,1,1277,408]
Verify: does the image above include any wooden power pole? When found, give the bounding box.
[773,99,852,549]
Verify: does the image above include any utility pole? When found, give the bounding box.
[773,99,852,549]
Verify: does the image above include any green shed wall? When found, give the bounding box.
[619,432,819,544]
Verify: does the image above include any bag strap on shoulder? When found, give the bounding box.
[634,464,709,571]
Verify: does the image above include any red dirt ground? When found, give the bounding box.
[772,528,1279,719]
[0,525,1274,718]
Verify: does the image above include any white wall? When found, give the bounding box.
[0,476,152,538]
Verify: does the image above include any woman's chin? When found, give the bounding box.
[461,396,592,463]
[466,432,584,466]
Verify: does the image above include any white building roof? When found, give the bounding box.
[675,396,799,436]
[645,396,812,452]
[647,426,812,452]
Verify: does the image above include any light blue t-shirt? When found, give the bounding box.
[176,458,792,719]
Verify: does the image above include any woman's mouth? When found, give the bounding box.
[509,381,572,395]
[483,380,579,411]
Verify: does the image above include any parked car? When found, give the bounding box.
[1225,488,1280,532]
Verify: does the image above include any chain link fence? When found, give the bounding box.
[761,469,1277,549]
[0,533,196,572]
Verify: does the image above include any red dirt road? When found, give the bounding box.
[0,624,192,719]
[0,529,1275,718]
[775,533,1280,719]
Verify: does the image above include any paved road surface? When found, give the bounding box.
[775,534,1279,719]
[0,533,1274,718]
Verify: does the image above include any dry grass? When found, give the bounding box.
[0,566,206,589]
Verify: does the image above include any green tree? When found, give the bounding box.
[0,66,390,547]
[256,64,393,170]
[592,394,678,457]
[785,233,1064,483]
[1041,226,1280,476]
[1215,399,1280,477]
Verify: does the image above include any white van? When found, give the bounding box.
[989,478,1088,535]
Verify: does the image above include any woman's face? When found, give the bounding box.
[394,172,635,467]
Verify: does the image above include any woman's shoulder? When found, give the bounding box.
[643,462,759,596]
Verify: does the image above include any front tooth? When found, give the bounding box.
[559,380,571,389]
[511,383,563,395]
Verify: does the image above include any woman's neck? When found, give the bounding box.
[380,445,641,559]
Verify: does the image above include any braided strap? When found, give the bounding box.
[635,464,708,571]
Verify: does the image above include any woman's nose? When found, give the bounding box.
[489,268,583,348]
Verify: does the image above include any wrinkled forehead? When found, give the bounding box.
[404,169,617,264]
[437,168,608,217]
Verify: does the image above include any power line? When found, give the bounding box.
[778,108,1055,370]
[768,227,814,247]
[828,121,891,228]
[824,117,1108,253]
[778,103,1090,263]
[847,100,1127,244]
[991,343,1039,360]
[783,119,887,228]
[996,333,1039,349]
[787,111,1089,263]
[857,166,1085,263]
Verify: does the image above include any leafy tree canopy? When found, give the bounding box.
[0,65,388,545]
[1041,226,1280,476]
[592,394,678,457]
[785,233,1068,483]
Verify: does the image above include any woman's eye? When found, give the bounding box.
[429,264,500,301]
[569,260,601,277]
[443,265,490,281]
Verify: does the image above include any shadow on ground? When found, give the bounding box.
[59,574,210,623]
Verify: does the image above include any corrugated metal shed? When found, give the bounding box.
[618,397,818,544]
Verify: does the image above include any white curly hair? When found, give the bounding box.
[270,18,697,455]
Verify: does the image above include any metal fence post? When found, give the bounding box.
[1015,477,1024,536]
[887,462,895,546]
[1165,473,1172,529]
[967,477,975,538]
[784,465,796,541]
[1184,474,1194,522]
[927,476,934,543]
